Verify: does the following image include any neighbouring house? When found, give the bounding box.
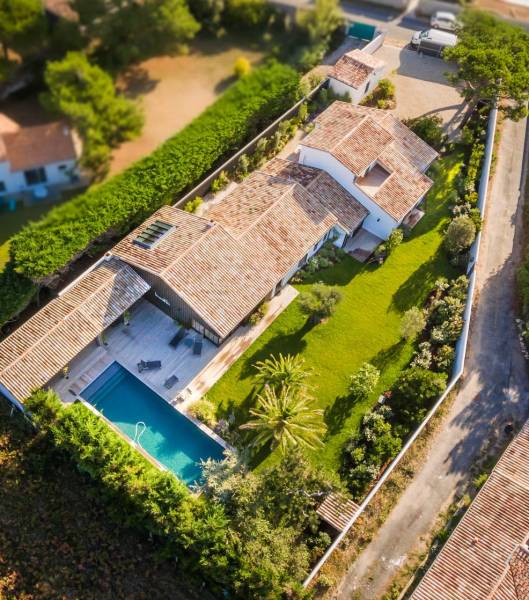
[328,49,386,104]
[0,116,81,199]
[298,102,438,240]
[411,419,529,600]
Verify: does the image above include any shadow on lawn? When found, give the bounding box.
[390,248,451,312]
[324,392,359,437]
[371,339,407,373]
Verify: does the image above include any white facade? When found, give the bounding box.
[0,157,79,196]
[329,67,384,105]
[298,145,398,240]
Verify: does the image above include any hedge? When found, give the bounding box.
[9,61,300,283]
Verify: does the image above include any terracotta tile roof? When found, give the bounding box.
[412,420,529,600]
[0,259,150,402]
[330,49,385,89]
[237,176,338,281]
[2,121,78,172]
[300,102,437,221]
[115,161,364,339]
[261,157,368,233]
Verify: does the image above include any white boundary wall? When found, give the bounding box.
[303,105,499,588]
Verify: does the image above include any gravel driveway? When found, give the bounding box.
[374,42,466,134]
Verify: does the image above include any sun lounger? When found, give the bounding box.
[137,360,162,372]
[193,335,203,356]
[169,327,187,348]
[164,374,179,389]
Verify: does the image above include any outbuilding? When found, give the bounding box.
[328,49,386,104]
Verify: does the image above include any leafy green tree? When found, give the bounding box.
[0,0,45,59]
[404,115,447,151]
[73,0,200,67]
[240,385,325,453]
[444,215,476,256]
[298,282,341,324]
[190,0,225,33]
[349,362,380,400]
[224,0,270,28]
[386,229,403,253]
[400,306,427,341]
[444,10,529,119]
[390,367,447,428]
[254,353,312,391]
[296,0,343,45]
[41,52,143,177]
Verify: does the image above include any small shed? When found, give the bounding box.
[317,493,360,532]
[328,49,386,105]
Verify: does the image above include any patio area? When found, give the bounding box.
[345,228,383,262]
[52,285,298,411]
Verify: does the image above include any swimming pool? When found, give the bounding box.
[81,361,225,485]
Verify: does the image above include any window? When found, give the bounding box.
[0,181,5,193]
[58,164,68,171]
[24,167,47,186]
[133,220,173,249]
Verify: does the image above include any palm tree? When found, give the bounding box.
[254,353,312,391]
[240,385,325,453]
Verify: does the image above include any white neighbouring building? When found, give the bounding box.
[0,115,81,198]
[328,49,386,104]
[298,102,438,240]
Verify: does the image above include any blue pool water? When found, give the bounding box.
[81,362,225,485]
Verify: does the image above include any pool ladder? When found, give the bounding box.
[134,421,146,448]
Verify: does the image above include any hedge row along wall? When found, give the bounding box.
[1,61,300,327]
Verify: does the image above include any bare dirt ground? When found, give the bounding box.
[108,36,266,177]
[374,41,466,134]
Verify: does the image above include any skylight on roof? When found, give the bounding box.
[133,220,173,249]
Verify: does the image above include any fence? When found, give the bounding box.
[303,104,499,588]
[174,81,326,209]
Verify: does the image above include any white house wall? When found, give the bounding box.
[298,146,398,239]
[329,66,385,106]
[0,158,79,195]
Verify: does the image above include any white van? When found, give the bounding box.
[430,11,458,32]
[410,29,457,52]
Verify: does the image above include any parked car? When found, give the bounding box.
[410,29,458,53]
[430,11,458,32]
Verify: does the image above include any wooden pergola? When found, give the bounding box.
[317,493,360,532]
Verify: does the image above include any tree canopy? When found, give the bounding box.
[0,0,45,59]
[444,10,529,119]
[72,0,200,67]
[41,51,144,177]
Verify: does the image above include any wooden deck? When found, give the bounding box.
[51,286,298,411]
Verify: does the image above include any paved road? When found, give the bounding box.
[336,116,529,599]
[269,0,428,43]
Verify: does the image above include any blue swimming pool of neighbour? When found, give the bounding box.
[81,361,225,485]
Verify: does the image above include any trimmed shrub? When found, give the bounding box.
[349,362,380,400]
[183,195,203,213]
[361,78,396,109]
[400,306,426,341]
[234,56,251,78]
[189,398,218,428]
[247,301,269,326]
[8,62,300,283]
[444,215,476,256]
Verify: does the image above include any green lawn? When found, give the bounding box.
[207,153,463,474]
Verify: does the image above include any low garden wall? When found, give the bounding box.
[303,104,499,588]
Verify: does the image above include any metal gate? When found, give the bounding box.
[347,21,377,41]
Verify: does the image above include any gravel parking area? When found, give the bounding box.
[374,42,466,135]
